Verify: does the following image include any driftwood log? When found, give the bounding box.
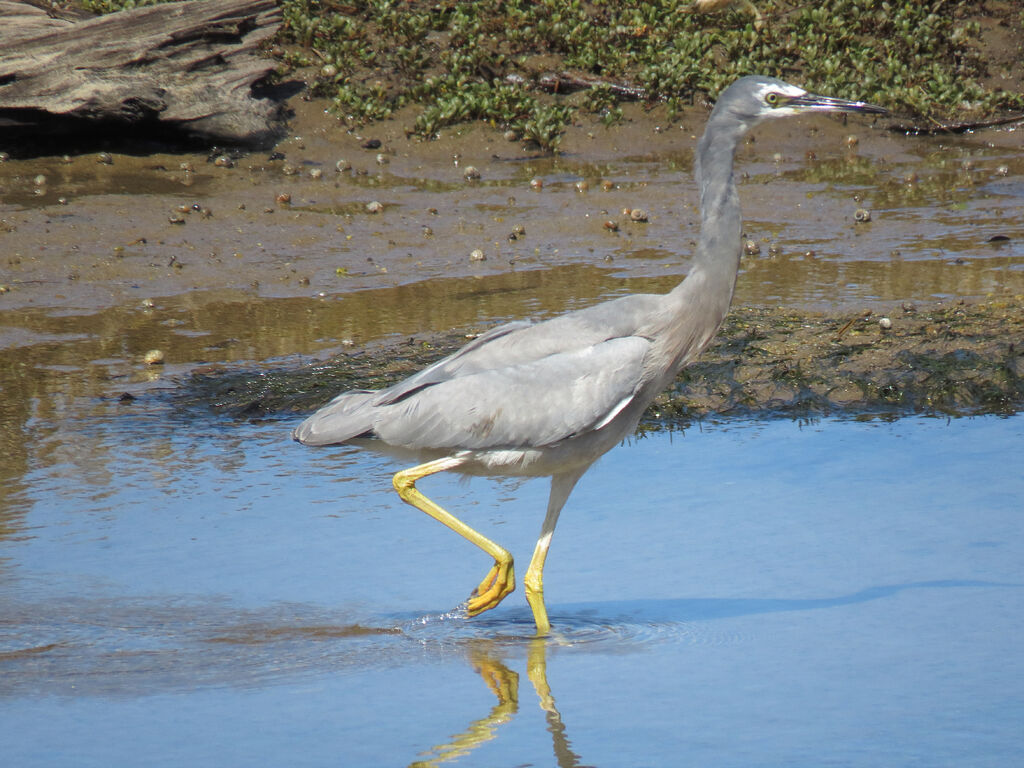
[0,0,286,148]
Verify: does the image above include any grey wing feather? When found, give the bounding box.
[372,336,651,450]
[291,389,377,445]
[293,292,667,447]
[291,320,534,446]
[382,292,665,403]
[378,319,534,403]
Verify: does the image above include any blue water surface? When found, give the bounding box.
[2,404,1022,767]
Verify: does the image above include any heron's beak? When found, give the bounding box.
[788,93,889,116]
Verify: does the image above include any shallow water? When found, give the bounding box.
[3,403,1022,766]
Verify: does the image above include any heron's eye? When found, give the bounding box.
[765,92,781,107]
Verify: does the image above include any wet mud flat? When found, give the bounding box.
[2,96,1023,315]
[2,95,1020,434]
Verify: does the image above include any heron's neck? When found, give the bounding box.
[694,114,748,279]
[654,113,750,374]
[670,113,749,319]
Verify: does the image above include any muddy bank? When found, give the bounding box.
[2,93,1022,438]
[177,295,1024,426]
[2,95,1022,315]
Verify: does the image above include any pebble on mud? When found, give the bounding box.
[142,349,165,365]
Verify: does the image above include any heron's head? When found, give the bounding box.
[715,75,888,126]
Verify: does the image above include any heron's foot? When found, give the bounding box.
[465,559,515,616]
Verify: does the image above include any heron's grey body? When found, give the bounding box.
[293,286,720,475]
[293,75,886,634]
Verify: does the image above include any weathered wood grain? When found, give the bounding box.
[0,0,285,146]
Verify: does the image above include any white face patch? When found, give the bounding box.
[753,81,809,118]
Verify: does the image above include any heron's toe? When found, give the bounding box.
[465,560,515,616]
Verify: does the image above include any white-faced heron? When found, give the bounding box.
[293,75,888,635]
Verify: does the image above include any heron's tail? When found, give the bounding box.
[291,390,378,445]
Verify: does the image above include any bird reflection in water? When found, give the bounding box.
[409,639,587,768]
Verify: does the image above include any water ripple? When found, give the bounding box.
[396,605,750,650]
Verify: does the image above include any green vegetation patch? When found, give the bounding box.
[76,0,1023,150]
[275,0,1024,148]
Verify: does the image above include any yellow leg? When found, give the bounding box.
[393,457,515,616]
[523,538,552,636]
[524,470,585,636]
